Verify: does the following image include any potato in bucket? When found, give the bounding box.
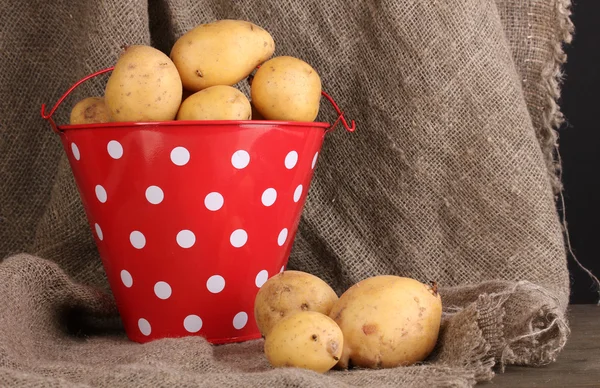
[170,19,275,91]
[104,45,183,122]
[176,85,252,121]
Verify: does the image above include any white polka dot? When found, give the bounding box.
[231,150,250,169]
[130,231,146,249]
[184,315,203,333]
[145,185,164,204]
[312,152,319,169]
[280,266,285,273]
[261,188,277,207]
[206,275,225,293]
[171,146,190,166]
[285,151,298,169]
[138,318,151,336]
[95,223,103,241]
[71,143,80,160]
[255,270,269,288]
[293,184,303,203]
[107,140,123,159]
[204,192,224,211]
[176,230,196,248]
[277,228,288,246]
[230,229,248,248]
[233,312,248,330]
[120,270,133,288]
[154,281,172,300]
[95,185,107,203]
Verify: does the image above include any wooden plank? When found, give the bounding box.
[482,304,600,387]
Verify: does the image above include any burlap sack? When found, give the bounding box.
[0,0,573,386]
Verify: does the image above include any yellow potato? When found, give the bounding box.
[69,97,111,125]
[170,19,275,91]
[176,85,251,120]
[104,45,183,122]
[329,276,442,369]
[264,311,343,373]
[251,56,321,122]
[254,270,338,337]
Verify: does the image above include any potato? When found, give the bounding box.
[329,275,442,369]
[69,97,111,125]
[251,56,321,122]
[264,311,343,373]
[170,19,275,91]
[176,85,251,120]
[254,270,338,337]
[104,45,183,122]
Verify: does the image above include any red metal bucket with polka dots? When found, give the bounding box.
[41,67,355,344]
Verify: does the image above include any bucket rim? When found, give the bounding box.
[41,66,356,135]
[56,119,331,132]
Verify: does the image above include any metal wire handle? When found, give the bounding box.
[41,66,356,134]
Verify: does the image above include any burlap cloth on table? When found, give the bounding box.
[0,0,575,386]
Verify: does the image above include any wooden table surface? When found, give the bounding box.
[482,304,599,387]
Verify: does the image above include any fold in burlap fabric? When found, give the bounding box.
[0,0,573,386]
[0,255,569,387]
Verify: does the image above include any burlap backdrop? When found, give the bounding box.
[0,0,573,387]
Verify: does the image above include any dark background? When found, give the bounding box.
[559,0,600,304]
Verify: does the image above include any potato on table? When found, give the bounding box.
[254,270,338,337]
[264,311,343,373]
[329,275,442,369]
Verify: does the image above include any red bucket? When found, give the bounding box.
[41,67,355,344]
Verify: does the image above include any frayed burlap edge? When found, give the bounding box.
[497,282,570,369]
[542,0,574,193]
[439,280,571,382]
[486,282,570,373]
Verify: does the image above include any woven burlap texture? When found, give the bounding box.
[0,0,573,387]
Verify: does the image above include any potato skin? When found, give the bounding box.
[170,19,275,91]
[254,270,338,337]
[329,275,442,369]
[251,56,321,122]
[69,97,111,125]
[264,311,343,373]
[104,45,183,122]
[176,85,251,120]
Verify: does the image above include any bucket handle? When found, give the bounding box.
[321,91,356,135]
[41,67,115,134]
[41,66,356,134]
